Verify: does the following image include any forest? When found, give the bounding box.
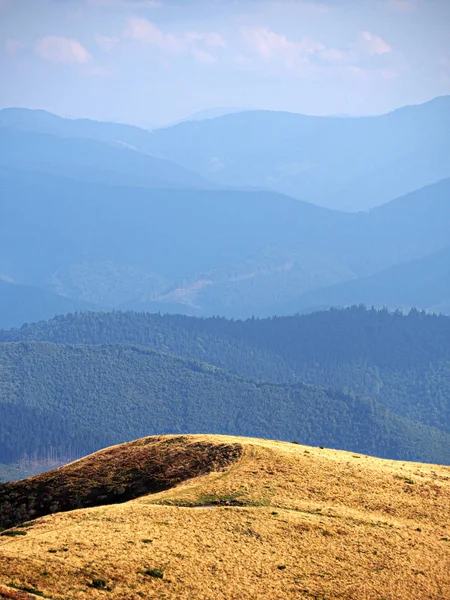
[1,306,449,474]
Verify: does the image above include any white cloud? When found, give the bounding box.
[35,36,92,64]
[123,17,224,64]
[240,26,398,80]
[185,31,226,48]
[319,48,350,64]
[191,48,216,64]
[243,27,324,69]
[95,34,121,52]
[379,69,399,79]
[361,31,392,56]
[124,17,181,51]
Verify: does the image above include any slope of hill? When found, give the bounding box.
[145,95,450,211]
[1,435,449,600]
[0,128,210,190]
[0,280,101,330]
[0,339,448,467]
[3,307,449,437]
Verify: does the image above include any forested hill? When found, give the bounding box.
[0,341,449,467]
[5,306,449,367]
[2,306,450,440]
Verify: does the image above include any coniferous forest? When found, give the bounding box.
[1,306,449,476]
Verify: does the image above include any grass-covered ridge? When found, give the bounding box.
[0,436,242,531]
[0,434,449,599]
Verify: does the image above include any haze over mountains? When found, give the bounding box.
[1,95,449,478]
[0,97,449,326]
[145,96,450,211]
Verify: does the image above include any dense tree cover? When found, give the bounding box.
[3,307,450,434]
[0,341,448,468]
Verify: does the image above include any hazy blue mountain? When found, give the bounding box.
[0,166,351,308]
[288,246,450,316]
[174,107,246,123]
[0,280,102,330]
[144,96,450,211]
[0,127,210,190]
[1,165,449,319]
[3,98,448,211]
[122,179,450,317]
[0,107,159,151]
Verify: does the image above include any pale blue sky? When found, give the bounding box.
[1,0,449,126]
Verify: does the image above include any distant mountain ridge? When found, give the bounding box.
[0,280,102,330]
[0,107,157,151]
[144,95,450,211]
[0,127,211,190]
[1,97,449,322]
[288,245,450,315]
[2,96,449,211]
[1,163,449,322]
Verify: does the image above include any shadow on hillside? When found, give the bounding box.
[0,436,242,531]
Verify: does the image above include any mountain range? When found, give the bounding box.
[1,98,449,325]
[1,169,449,325]
[2,96,449,211]
[144,95,450,211]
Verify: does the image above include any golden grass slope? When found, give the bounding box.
[1,434,449,600]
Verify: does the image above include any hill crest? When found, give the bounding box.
[1,434,449,599]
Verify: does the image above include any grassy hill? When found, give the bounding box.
[1,434,449,599]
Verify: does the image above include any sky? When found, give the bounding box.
[0,0,449,127]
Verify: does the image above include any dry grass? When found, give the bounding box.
[1,434,449,600]
[0,435,242,531]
